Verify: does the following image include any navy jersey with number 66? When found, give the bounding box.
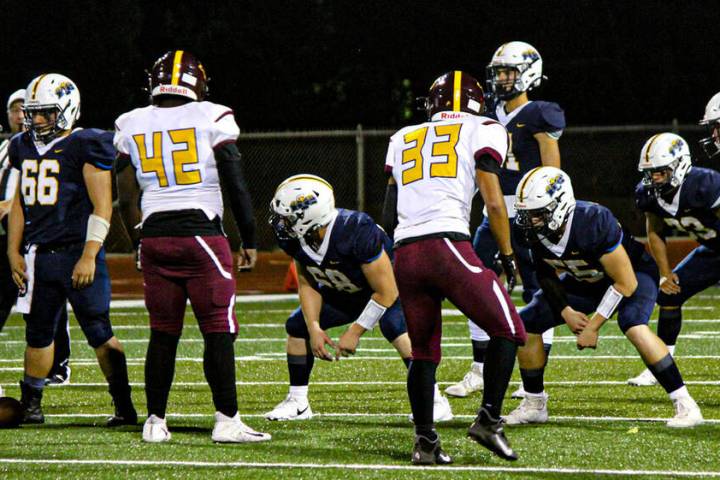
[278,208,392,309]
[8,128,114,246]
[635,167,720,252]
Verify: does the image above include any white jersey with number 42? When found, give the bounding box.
[113,101,239,222]
[385,111,508,243]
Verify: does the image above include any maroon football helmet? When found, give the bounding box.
[423,71,485,119]
[148,50,208,102]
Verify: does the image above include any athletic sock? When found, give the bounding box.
[407,360,437,431]
[481,337,517,418]
[203,332,239,418]
[288,353,313,386]
[519,367,545,394]
[402,357,411,369]
[472,339,489,363]
[145,329,180,418]
[647,354,684,395]
[106,348,133,411]
[657,308,682,347]
[289,385,309,400]
[23,374,46,390]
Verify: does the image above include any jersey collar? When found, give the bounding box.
[539,208,575,257]
[300,209,340,265]
[495,100,532,126]
[33,127,82,156]
[657,182,683,216]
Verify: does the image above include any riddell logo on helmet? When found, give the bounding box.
[439,112,465,119]
[158,85,192,96]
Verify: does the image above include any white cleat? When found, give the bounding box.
[504,392,549,425]
[265,395,313,421]
[667,396,703,428]
[0,385,3,397]
[444,364,483,398]
[510,385,527,399]
[627,368,658,387]
[408,394,455,423]
[212,412,272,443]
[142,414,171,443]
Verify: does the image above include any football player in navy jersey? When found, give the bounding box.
[7,74,135,425]
[699,92,720,160]
[627,133,720,386]
[503,166,702,428]
[264,175,453,423]
[447,41,565,399]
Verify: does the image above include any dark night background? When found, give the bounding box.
[1,0,718,131]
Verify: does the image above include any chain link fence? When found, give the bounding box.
[1,123,712,252]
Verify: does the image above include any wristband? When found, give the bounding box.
[86,214,110,244]
[596,285,624,319]
[355,298,387,330]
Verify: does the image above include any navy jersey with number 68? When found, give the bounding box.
[635,167,720,252]
[278,208,392,309]
[488,100,565,197]
[8,128,114,246]
[516,201,656,287]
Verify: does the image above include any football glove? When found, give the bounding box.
[495,252,517,294]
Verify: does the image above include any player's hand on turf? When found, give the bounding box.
[561,306,589,335]
[576,327,599,350]
[495,252,517,294]
[72,254,96,289]
[9,252,27,290]
[337,327,362,359]
[659,273,681,295]
[238,248,257,272]
[310,330,337,361]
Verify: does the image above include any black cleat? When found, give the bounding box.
[45,366,71,386]
[19,381,45,424]
[411,435,453,465]
[107,406,138,427]
[468,408,518,461]
[107,383,137,427]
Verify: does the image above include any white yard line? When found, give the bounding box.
[0,458,717,477]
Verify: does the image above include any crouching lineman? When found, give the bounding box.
[115,50,269,443]
[8,74,135,425]
[628,133,720,385]
[265,174,452,423]
[385,71,527,464]
[505,166,702,428]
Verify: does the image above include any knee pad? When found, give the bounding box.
[25,323,55,348]
[379,301,407,343]
[80,314,114,348]
[285,308,310,339]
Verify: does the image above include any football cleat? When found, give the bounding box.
[45,367,71,386]
[19,381,44,424]
[627,368,658,387]
[411,435,453,465]
[468,408,518,461]
[212,412,271,443]
[504,392,549,425]
[408,394,454,423]
[667,396,703,428]
[265,395,313,421]
[510,385,527,399]
[107,405,138,427]
[445,364,483,398]
[142,414,171,443]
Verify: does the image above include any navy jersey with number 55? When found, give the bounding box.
[278,208,392,309]
[488,100,565,196]
[8,129,114,246]
[635,167,720,252]
[516,201,656,286]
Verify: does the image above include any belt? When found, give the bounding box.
[35,241,85,254]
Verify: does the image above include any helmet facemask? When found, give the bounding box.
[515,199,568,244]
[699,120,720,160]
[641,160,683,198]
[24,104,72,144]
[486,65,525,101]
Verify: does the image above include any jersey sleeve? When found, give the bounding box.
[7,134,23,170]
[587,206,623,256]
[77,129,115,170]
[113,112,132,156]
[351,214,386,263]
[384,136,397,175]
[528,102,566,139]
[693,169,720,209]
[202,102,240,148]
[470,120,509,169]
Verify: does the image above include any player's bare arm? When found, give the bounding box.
[117,163,142,248]
[645,211,679,294]
[534,132,561,168]
[577,245,638,350]
[297,261,336,361]
[7,183,26,289]
[337,250,398,358]
[72,164,112,289]
[477,169,512,256]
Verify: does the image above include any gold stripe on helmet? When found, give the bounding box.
[31,74,47,100]
[518,167,543,202]
[171,50,184,85]
[644,133,662,164]
[276,175,334,193]
[453,71,462,112]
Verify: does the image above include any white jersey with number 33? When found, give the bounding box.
[113,101,239,221]
[385,112,508,243]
